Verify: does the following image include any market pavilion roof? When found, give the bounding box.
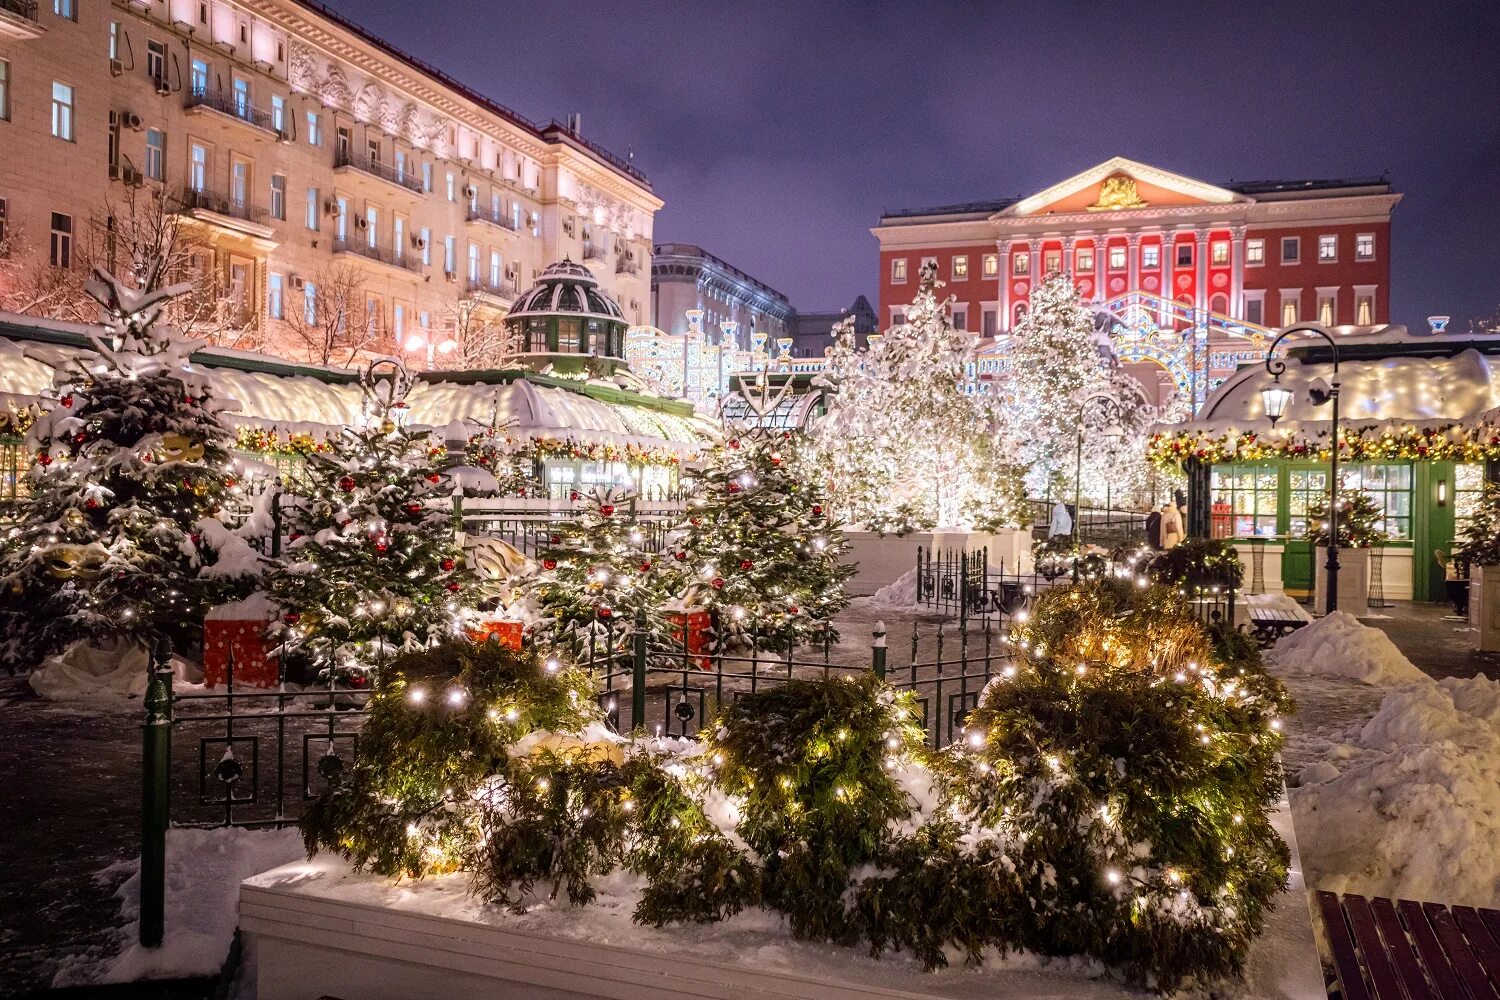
[0,312,709,454]
[506,259,627,324]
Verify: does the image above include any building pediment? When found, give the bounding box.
[996,157,1251,219]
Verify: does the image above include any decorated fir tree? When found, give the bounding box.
[807,264,1020,531]
[676,422,852,651]
[528,486,682,662]
[0,270,260,670]
[1455,481,1500,566]
[1305,483,1388,548]
[268,362,479,686]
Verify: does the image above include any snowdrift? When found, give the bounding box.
[1264,610,1426,684]
[28,640,202,701]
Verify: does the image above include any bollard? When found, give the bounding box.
[140,635,174,948]
[631,612,647,732]
[871,621,887,680]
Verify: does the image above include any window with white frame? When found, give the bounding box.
[446,172,455,202]
[1211,241,1229,265]
[394,217,405,259]
[1013,253,1030,275]
[189,143,207,191]
[1281,237,1300,264]
[305,188,319,231]
[420,227,431,266]
[890,258,907,283]
[271,95,285,135]
[51,82,74,141]
[952,255,968,280]
[54,0,75,20]
[0,60,8,121]
[1355,232,1375,261]
[50,212,72,267]
[1355,289,1376,325]
[1077,247,1094,271]
[467,242,480,281]
[422,162,432,192]
[1246,238,1265,265]
[1175,242,1194,268]
[109,22,120,59]
[1318,234,1337,262]
[306,111,320,146]
[190,59,208,97]
[982,253,998,277]
[444,235,455,274]
[982,308,997,337]
[891,309,906,326]
[1141,244,1159,269]
[144,129,165,181]
[951,307,967,331]
[366,207,378,248]
[268,273,284,320]
[1043,250,1061,274]
[1107,245,1125,270]
[490,250,501,287]
[1317,291,1336,326]
[270,174,285,220]
[920,256,937,272]
[1281,294,1299,326]
[1243,291,1265,326]
[303,282,317,325]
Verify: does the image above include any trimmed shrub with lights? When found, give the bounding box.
[1146,537,1244,593]
[957,579,1292,989]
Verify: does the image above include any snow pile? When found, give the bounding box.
[29,639,201,700]
[867,567,920,608]
[1292,674,1500,908]
[203,592,278,621]
[55,826,303,987]
[1264,611,1425,684]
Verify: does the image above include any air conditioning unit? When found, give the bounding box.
[288,275,306,290]
[109,58,124,77]
[504,263,518,280]
[123,111,144,131]
[323,199,339,216]
[122,166,144,187]
[463,184,477,198]
[354,216,369,231]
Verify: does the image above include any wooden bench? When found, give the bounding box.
[1249,602,1312,646]
[1317,890,1500,999]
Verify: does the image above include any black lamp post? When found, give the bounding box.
[1263,325,1341,614]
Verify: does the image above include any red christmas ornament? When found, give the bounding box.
[782,431,792,440]
[770,457,782,466]
[338,476,356,492]
[550,533,562,544]
[406,502,422,514]
[542,558,558,570]
[739,559,753,570]
[189,533,201,545]
[440,558,456,571]
[788,605,800,614]
[375,540,389,553]
[289,531,303,542]
[728,439,740,450]
[284,612,301,625]
[184,395,195,405]
[350,674,370,688]
[639,561,652,572]
[674,550,687,561]
[727,482,741,494]
[597,606,613,619]
[37,454,51,467]
[74,432,86,444]
[428,473,441,484]
[812,504,823,516]
[600,504,615,517]
[569,490,580,501]
[711,577,725,589]
[85,497,99,510]
[446,582,461,592]
[60,394,73,408]
[225,477,237,489]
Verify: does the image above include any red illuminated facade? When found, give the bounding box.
[873,158,1399,337]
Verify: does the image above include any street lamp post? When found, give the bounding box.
[1262,324,1342,614]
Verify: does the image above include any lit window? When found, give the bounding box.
[271,95,285,135]
[190,59,209,97]
[952,255,968,279]
[144,129,165,181]
[1356,294,1374,325]
[1107,246,1125,270]
[1175,243,1194,268]
[446,173,455,202]
[1355,233,1375,261]
[444,235,455,274]
[395,150,406,182]
[303,282,317,325]
[1077,248,1094,271]
[268,273,284,320]
[51,81,74,141]
[270,174,286,220]
[306,111,320,146]
[366,208,378,248]
[982,253,998,277]
[1212,241,1229,265]
[890,258,907,283]
[1141,244,1159,269]
[420,228,431,266]
[490,250,502,286]
[49,212,72,267]
[1318,293,1336,325]
[189,143,207,192]
[1318,234,1337,262]
[1281,237,1300,264]
[467,243,480,281]
[422,162,433,192]
[305,187,319,231]
[109,22,119,59]
[1043,250,1060,274]
[53,0,74,19]
[1281,296,1298,326]
[394,217,405,258]
[1013,253,1030,276]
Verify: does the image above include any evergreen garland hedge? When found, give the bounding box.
[304,581,1292,991]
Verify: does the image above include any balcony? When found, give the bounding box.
[464,276,519,303]
[178,187,274,239]
[615,255,640,276]
[0,0,43,39]
[464,206,518,233]
[333,236,424,274]
[184,88,279,139]
[582,244,607,261]
[333,150,424,195]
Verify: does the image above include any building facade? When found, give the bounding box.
[651,242,794,347]
[0,0,660,365]
[789,294,877,357]
[873,157,1399,337]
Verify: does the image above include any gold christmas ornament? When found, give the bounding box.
[61,508,86,529]
[43,542,109,580]
[379,418,397,435]
[159,432,205,463]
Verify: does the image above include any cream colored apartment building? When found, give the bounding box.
[0,0,660,364]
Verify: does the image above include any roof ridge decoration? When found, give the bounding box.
[997,156,1250,218]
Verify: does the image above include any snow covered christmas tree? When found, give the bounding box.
[0,269,260,670]
[678,392,852,651]
[269,361,478,686]
[528,487,681,662]
[807,264,1020,531]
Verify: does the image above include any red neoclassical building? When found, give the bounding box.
[873,158,1399,338]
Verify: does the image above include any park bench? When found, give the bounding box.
[1248,601,1312,646]
[1317,890,1500,1000]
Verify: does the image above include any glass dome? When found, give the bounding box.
[505,259,628,358]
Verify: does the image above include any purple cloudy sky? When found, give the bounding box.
[329,0,1497,329]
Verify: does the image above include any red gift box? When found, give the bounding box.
[666,609,713,671]
[204,613,278,689]
[467,619,524,651]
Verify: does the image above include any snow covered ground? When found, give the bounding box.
[1267,612,1500,907]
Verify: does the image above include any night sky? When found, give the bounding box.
[327,0,1498,329]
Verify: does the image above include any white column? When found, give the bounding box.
[1126,233,1141,296]
[1195,229,1210,314]
[997,239,1011,331]
[1230,226,1246,321]
[1029,245,1042,288]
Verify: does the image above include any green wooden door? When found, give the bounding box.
[1283,465,1329,597]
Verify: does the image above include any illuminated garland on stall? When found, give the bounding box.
[233,425,690,470]
[1148,420,1500,471]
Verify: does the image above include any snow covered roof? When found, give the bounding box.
[0,316,710,453]
[1168,348,1500,436]
[506,259,626,324]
